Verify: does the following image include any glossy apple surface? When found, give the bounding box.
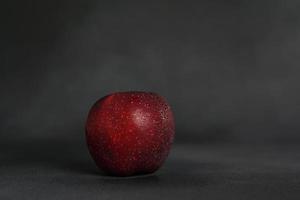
[85,91,175,176]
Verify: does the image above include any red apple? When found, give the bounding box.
[85,91,175,176]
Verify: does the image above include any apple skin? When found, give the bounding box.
[85,91,175,176]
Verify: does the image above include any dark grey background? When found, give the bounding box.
[1,0,300,199]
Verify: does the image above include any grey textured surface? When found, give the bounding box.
[1,139,300,200]
[1,1,300,199]
[1,0,300,143]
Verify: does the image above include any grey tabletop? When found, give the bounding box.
[1,139,300,200]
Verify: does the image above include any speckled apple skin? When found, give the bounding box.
[85,91,175,176]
